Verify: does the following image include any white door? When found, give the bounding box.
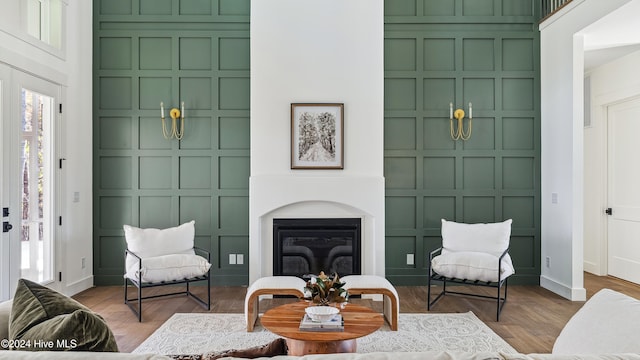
[0,65,61,300]
[607,96,640,285]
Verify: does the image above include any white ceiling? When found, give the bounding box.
[580,0,640,71]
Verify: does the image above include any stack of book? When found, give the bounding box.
[299,313,344,332]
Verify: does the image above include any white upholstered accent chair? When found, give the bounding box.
[123,220,211,321]
[427,219,514,321]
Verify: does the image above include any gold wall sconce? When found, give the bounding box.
[160,101,185,140]
[449,102,472,141]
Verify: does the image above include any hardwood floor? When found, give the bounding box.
[73,273,640,354]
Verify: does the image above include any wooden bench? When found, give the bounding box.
[244,276,306,332]
[341,275,399,331]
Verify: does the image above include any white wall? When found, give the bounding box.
[584,49,640,275]
[0,0,93,296]
[249,0,384,284]
[540,0,632,300]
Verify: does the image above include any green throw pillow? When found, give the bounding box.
[9,278,118,352]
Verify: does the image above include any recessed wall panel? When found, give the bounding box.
[180,196,212,233]
[503,39,534,71]
[99,236,126,269]
[219,197,249,230]
[386,197,416,228]
[219,38,250,70]
[139,157,172,189]
[385,79,416,110]
[99,117,132,149]
[219,0,250,15]
[139,117,172,150]
[181,38,212,70]
[385,158,416,189]
[462,197,495,223]
[503,117,535,150]
[139,78,172,110]
[503,197,535,228]
[219,78,249,110]
[463,0,494,16]
[180,116,213,150]
[385,237,416,268]
[219,117,250,149]
[180,156,212,189]
[219,157,250,189]
[503,78,534,110]
[385,39,416,71]
[424,39,455,71]
[100,38,132,70]
[463,157,495,189]
[424,78,455,110]
[140,0,172,15]
[100,197,132,229]
[139,197,172,228]
[181,78,212,110]
[179,0,212,15]
[463,78,495,110]
[424,117,455,150]
[462,117,495,150]
[423,0,455,16]
[423,157,455,189]
[100,157,132,189]
[503,157,534,189]
[100,77,132,110]
[385,117,416,150]
[463,39,494,71]
[385,0,417,16]
[424,197,456,228]
[140,38,172,70]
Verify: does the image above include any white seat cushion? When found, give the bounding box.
[431,251,514,282]
[244,276,306,321]
[341,275,398,297]
[125,254,211,283]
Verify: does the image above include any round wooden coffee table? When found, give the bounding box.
[260,301,383,355]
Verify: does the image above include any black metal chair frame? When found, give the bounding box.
[124,247,211,322]
[427,246,509,321]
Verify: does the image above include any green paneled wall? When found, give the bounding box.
[93,0,250,285]
[384,0,541,285]
[93,0,540,287]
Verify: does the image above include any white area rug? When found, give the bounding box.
[133,312,516,355]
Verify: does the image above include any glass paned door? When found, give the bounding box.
[1,68,60,299]
[20,88,54,283]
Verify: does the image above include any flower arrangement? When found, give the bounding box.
[304,271,348,306]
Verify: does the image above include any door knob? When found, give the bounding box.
[605,208,613,215]
[2,222,12,233]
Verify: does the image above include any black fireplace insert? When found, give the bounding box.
[273,218,361,278]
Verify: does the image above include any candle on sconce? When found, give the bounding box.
[181,101,185,118]
[469,102,473,119]
[449,103,453,119]
[161,102,165,118]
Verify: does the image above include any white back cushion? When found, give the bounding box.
[124,220,195,258]
[441,219,512,256]
[124,221,196,274]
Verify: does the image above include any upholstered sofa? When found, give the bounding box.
[2,288,640,359]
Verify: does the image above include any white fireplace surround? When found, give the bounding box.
[249,1,384,285]
[249,176,385,285]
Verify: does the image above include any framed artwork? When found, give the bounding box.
[291,103,344,169]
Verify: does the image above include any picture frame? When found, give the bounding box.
[291,103,344,169]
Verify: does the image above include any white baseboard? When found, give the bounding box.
[540,275,587,301]
[583,260,604,276]
[64,276,94,297]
